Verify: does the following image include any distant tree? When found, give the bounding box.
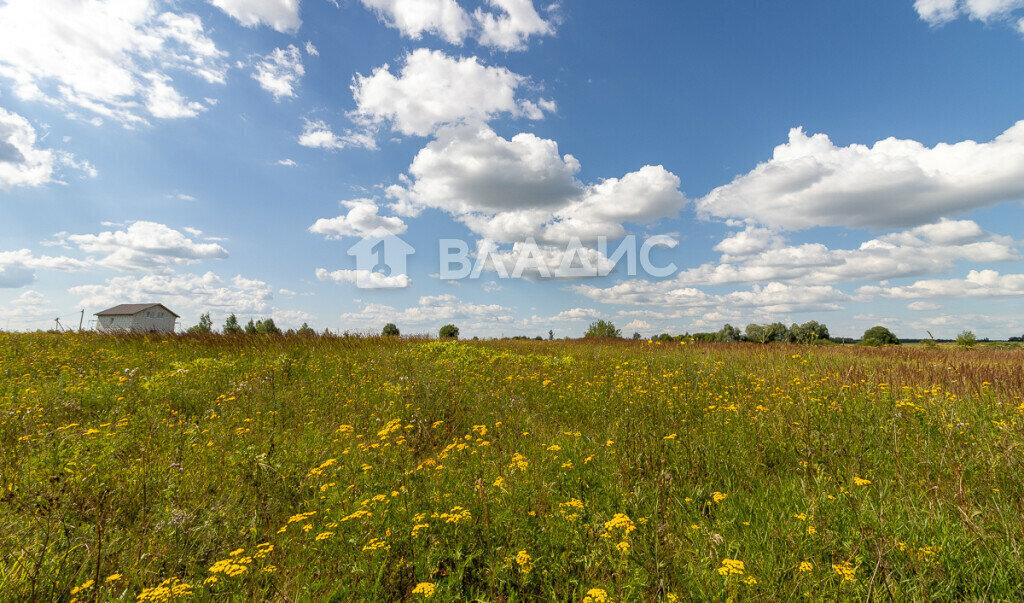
[285,329,296,336]
[297,322,315,336]
[745,324,768,343]
[255,318,282,335]
[439,324,460,340]
[1010,335,1024,343]
[656,333,674,342]
[632,332,642,340]
[584,320,621,339]
[223,313,242,335]
[548,329,554,341]
[188,312,213,334]
[382,323,400,337]
[244,319,258,335]
[745,323,789,344]
[956,330,978,349]
[791,321,829,344]
[717,324,742,342]
[769,322,790,342]
[806,321,830,342]
[692,332,718,342]
[862,325,900,346]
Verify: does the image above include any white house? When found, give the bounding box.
[95,303,179,333]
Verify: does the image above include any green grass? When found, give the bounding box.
[1,333,1023,600]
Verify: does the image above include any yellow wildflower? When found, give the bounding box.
[71,580,94,595]
[515,550,534,574]
[833,561,857,582]
[717,558,745,576]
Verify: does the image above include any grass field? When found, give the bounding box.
[2,333,1023,601]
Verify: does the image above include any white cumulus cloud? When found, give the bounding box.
[860,269,1024,299]
[315,268,412,288]
[351,48,553,137]
[915,0,1024,26]
[309,199,408,238]
[208,0,301,33]
[70,271,275,313]
[698,121,1024,230]
[0,249,90,288]
[359,0,472,44]
[338,293,514,328]
[473,0,556,51]
[389,126,686,243]
[0,107,56,189]
[298,119,377,150]
[66,221,229,272]
[0,0,228,126]
[358,0,555,49]
[253,45,304,100]
[672,219,1019,287]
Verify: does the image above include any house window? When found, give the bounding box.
[157,312,164,318]
[146,311,152,318]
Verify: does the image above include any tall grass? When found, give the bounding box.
[1,333,1022,600]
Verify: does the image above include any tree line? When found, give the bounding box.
[585,319,902,346]
[186,313,315,336]
[186,313,1021,346]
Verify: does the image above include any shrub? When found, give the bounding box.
[956,330,978,349]
[584,320,621,339]
[862,326,900,346]
[439,324,460,340]
[382,323,400,337]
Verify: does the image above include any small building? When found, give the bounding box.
[95,303,179,333]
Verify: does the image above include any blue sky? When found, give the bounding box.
[2,0,1024,338]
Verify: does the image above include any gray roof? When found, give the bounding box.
[95,303,180,318]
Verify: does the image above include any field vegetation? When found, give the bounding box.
[1,333,1023,600]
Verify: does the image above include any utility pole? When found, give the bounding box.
[54,317,63,332]
[79,309,84,331]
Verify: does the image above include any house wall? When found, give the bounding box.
[97,315,135,332]
[130,309,177,333]
[96,307,177,333]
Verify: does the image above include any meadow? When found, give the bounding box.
[1,333,1023,601]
